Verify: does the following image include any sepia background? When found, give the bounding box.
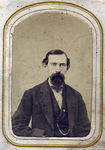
[11,12,92,119]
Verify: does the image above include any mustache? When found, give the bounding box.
[50,72,65,79]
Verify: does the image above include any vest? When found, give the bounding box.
[50,87,70,137]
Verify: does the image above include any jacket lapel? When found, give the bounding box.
[38,81,77,132]
[38,80,54,130]
[65,85,77,131]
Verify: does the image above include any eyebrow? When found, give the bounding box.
[51,62,57,64]
[60,63,66,64]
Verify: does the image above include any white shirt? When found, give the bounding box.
[48,79,63,109]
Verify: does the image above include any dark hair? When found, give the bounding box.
[42,49,70,70]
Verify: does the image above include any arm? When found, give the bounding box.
[12,90,45,137]
[73,94,91,137]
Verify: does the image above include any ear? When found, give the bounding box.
[67,64,70,71]
[43,65,48,72]
[65,69,68,74]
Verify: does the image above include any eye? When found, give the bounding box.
[51,63,57,66]
[60,63,66,67]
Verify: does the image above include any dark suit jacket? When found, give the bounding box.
[12,80,91,137]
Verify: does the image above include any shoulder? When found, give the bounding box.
[65,84,86,108]
[65,84,82,98]
[24,80,48,95]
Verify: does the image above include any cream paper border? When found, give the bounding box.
[2,1,103,148]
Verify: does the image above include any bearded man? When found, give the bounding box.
[12,49,91,137]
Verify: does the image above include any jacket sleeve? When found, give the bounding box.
[12,90,45,137]
[73,93,91,137]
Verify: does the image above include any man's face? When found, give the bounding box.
[46,54,68,87]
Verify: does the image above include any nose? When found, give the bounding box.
[55,64,61,72]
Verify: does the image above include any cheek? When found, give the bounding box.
[61,67,67,73]
[48,65,56,72]
[47,67,54,75]
[61,67,67,72]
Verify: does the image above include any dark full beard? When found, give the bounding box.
[50,72,65,88]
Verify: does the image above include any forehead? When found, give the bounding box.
[48,54,67,63]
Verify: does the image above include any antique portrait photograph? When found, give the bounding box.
[2,1,103,148]
[11,11,92,138]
